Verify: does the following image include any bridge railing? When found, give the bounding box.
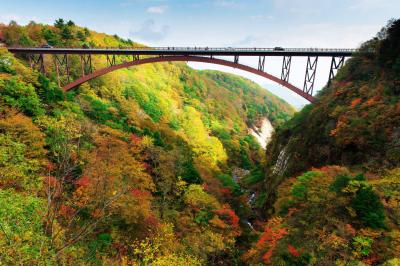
[8,46,362,54]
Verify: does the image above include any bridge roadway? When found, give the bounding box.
[7,47,357,57]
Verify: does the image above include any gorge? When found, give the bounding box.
[0,17,399,266]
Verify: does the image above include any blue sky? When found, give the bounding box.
[1,0,399,108]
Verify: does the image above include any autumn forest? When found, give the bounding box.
[0,15,399,266]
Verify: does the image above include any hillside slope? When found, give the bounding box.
[266,19,400,178]
[240,19,400,266]
[0,20,294,264]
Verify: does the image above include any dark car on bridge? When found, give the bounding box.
[40,44,53,48]
[274,47,285,51]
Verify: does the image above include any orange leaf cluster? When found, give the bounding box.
[287,244,300,257]
[59,204,76,219]
[92,208,104,218]
[215,205,240,229]
[256,226,287,248]
[345,223,356,236]
[364,98,377,107]
[219,188,232,197]
[43,176,59,187]
[75,175,90,187]
[130,189,151,199]
[142,162,152,173]
[130,134,142,144]
[363,254,380,265]
[144,214,159,228]
[287,207,298,217]
[262,250,273,264]
[351,98,362,107]
[45,162,56,172]
[251,217,288,264]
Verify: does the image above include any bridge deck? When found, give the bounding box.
[8,47,358,57]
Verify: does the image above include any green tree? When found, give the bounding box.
[54,18,65,29]
[351,185,386,228]
[0,78,44,116]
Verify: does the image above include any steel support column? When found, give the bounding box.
[328,56,345,85]
[53,54,70,87]
[258,56,265,72]
[80,54,93,76]
[234,55,239,64]
[29,54,45,73]
[132,55,140,61]
[106,54,116,66]
[303,56,318,95]
[281,56,292,82]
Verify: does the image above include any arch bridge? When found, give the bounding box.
[8,47,360,102]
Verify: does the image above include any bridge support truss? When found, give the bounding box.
[53,54,70,87]
[29,54,45,74]
[258,56,265,72]
[328,56,345,85]
[281,56,291,82]
[106,54,117,67]
[234,55,239,64]
[80,54,93,76]
[303,56,318,95]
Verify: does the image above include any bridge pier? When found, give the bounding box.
[53,54,70,87]
[303,56,318,95]
[80,54,93,76]
[328,56,345,85]
[106,54,116,67]
[234,55,239,64]
[281,56,291,82]
[258,56,265,72]
[29,54,45,74]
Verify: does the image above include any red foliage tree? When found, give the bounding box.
[75,175,90,187]
[287,244,300,257]
[215,205,240,229]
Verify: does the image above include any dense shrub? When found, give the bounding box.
[217,174,241,195]
[351,185,386,229]
[291,171,321,200]
[0,78,44,116]
[0,55,16,75]
[37,75,64,104]
[329,174,352,194]
[0,189,55,264]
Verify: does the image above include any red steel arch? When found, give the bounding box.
[63,55,315,102]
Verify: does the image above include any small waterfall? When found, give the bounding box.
[248,192,256,204]
[246,221,255,230]
[273,144,290,175]
[249,117,274,149]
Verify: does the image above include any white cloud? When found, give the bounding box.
[250,15,273,21]
[0,14,21,23]
[0,14,52,25]
[214,0,243,8]
[130,19,170,42]
[232,35,264,46]
[146,5,168,14]
[348,0,395,10]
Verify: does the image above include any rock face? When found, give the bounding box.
[249,117,274,149]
